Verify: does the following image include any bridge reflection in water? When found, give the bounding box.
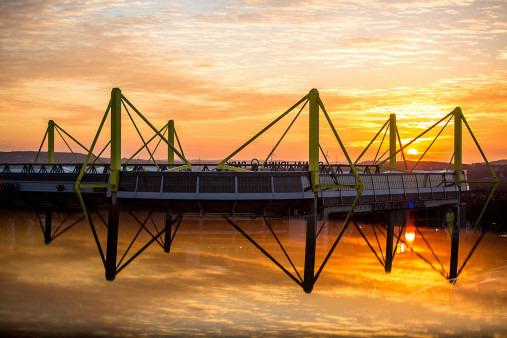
[0,209,505,336]
[0,162,469,292]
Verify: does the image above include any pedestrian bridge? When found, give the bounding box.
[0,162,465,217]
[0,87,496,292]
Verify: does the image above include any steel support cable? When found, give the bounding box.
[395,235,447,279]
[462,113,499,182]
[379,112,453,169]
[76,102,110,181]
[223,215,303,287]
[313,98,364,285]
[374,223,387,237]
[149,214,163,246]
[125,123,168,165]
[411,115,453,171]
[371,224,385,263]
[355,118,389,165]
[375,148,391,166]
[83,140,111,174]
[52,215,86,241]
[95,210,108,228]
[313,213,353,284]
[457,230,486,276]
[174,129,185,159]
[445,152,455,175]
[121,95,189,169]
[319,144,339,186]
[121,100,160,171]
[375,223,390,260]
[259,99,308,172]
[51,213,71,237]
[264,218,303,284]
[128,210,164,248]
[373,124,389,164]
[117,222,145,269]
[460,114,499,231]
[150,126,169,167]
[116,216,181,275]
[396,128,408,170]
[318,99,363,188]
[117,211,153,269]
[170,214,182,245]
[219,95,309,171]
[34,130,48,164]
[416,228,447,277]
[315,218,328,240]
[55,124,106,164]
[89,211,106,267]
[75,102,111,268]
[36,212,45,235]
[353,221,385,267]
[472,184,497,232]
[54,127,80,163]
[78,187,107,261]
[391,222,406,261]
[438,152,458,196]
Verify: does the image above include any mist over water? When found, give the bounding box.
[0,209,506,337]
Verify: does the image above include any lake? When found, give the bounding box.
[0,209,506,337]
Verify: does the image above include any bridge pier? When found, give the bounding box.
[105,197,119,281]
[44,210,52,244]
[164,211,172,253]
[449,203,466,282]
[385,210,395,273]
[303,197,317,293]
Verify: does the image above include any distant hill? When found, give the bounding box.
[358,160,452,171]
[0,151,200,164]
[0,151,95,163]
[2,151,507,167]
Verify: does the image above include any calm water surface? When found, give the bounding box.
[0,209,506,337]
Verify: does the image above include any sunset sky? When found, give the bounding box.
[0,0,506,163]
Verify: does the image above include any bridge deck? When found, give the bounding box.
[0,164,466,216]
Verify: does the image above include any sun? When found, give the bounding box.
[405,232,415,241]
[407,148,418,155]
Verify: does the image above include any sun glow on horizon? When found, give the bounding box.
[407,148,419,156]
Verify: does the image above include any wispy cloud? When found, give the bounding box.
[0,0,505,161]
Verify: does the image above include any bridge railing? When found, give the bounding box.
[1,162,380,174]
[111,170,466,197]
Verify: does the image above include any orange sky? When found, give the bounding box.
[0,0,506,163]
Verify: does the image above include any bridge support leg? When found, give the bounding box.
[385,210,395,273]
[168,120,174,165]
[164,211,172,253]
[308,89,319,194]
[303,197,317,293]
[105,197,119,281]
[48,120,55,164]
[44,210,52,244]
[449,204,465,282]
[389,114,397,169]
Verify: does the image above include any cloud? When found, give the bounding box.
[0,0,505,162]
